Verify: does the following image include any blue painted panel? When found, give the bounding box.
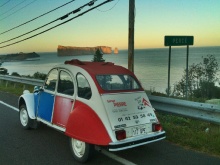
[37,92,54,122]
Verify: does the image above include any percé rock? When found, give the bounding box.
[0,52,40,61]
[57,45,112,56]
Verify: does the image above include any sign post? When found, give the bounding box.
[164,36,194,98]
[168,46,171,96]
[128,0,135,72]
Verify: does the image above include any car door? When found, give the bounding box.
[37,68,58,122]
[52,70,75,128]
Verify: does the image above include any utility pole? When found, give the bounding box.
[128,0,135,72]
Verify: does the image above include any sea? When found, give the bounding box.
[1,46,220,93]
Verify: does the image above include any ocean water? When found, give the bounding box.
[1,46,220,93]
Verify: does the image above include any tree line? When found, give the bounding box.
[172,54,220,100]
[0,68,47,80]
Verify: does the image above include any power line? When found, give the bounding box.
[0,0,27,16]
[0,0,11,8]
[0,0,97,44]
[0,0,114,49]
[0,0,36,21]
[0,0,75,35]
[96,0,119,12]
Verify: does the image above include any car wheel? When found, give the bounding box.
[19,104,32,129]
[69,138,94,163]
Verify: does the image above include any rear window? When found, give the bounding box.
[96,75,141,91]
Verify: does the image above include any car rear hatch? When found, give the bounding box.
[101,91,159,138]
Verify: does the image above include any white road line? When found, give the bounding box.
[0,101,19,112]
[0,100,136,164]
[101,150,137,165]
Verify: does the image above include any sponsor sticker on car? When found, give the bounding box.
[101,92,157,130]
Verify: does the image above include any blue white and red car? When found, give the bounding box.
[18,59,166,163]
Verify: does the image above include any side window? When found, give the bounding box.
[57,71,74,96]
[44,69,58,91]
[77,73,92,100]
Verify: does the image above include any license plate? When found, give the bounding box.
[132,125,147,136]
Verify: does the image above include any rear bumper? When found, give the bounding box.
[108,131,166,151]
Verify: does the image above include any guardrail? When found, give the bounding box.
[149,95,220,125]
[0,74,220,125]
[0,75,44,86]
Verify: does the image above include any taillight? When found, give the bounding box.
[152,123,162,132]
[115,130,126,140]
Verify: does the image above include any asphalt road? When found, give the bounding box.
[1,91,220,165]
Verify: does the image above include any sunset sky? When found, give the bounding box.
[0,0,220,54]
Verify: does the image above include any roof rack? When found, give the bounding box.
[64,59,85,65]
[65,59,115,66]
[102,62,114,66]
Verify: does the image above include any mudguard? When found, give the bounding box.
[65,100,111,146]
[18,91,36,119]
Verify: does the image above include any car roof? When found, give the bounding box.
[63,59,133,76]
[55,59,144,93]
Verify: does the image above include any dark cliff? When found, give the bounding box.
[57,45,112,56]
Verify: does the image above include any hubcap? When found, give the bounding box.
[71,139,86,158]
[20,108,28,126]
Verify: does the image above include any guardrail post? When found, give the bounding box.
[6,80,8,87]
[23,85,26,91]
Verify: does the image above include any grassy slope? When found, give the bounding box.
[157,112,220,157]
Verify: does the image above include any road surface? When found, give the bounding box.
[0,91,220,165]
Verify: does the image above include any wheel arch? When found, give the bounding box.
[18,93,36,119]
[65,101,111,146]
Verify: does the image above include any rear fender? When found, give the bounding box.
[18,91,36,119]
[65,100,111,146]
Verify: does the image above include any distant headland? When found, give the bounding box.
[57,45,113,56]
[0,52,40,62]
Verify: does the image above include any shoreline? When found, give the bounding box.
[1,45,220,55]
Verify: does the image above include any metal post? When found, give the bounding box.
[168,46,171,96]
[23,85,26,91]
[186,45,189,99]
[128,0,135,72]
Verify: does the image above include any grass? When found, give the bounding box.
[1,81,220,157]
[157,112,220,157]
[0,80,34,96]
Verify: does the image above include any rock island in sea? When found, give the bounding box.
[0,52,40,62]
[57,45,112,56]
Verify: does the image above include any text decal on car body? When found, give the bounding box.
[107,100,127,107]
[102,92,157,130]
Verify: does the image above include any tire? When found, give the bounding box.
[69,138,94,163]
[19,104,32,129]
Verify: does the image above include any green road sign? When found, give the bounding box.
[164,36,194,46]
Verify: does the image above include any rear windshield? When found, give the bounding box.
[96,75,141,91]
